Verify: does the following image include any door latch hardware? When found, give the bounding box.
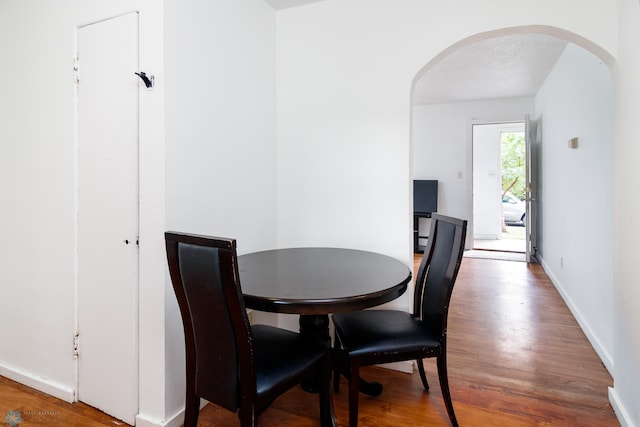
[135,71,154,90]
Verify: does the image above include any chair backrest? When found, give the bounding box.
[165,232,254,412]
[413,214,467,338]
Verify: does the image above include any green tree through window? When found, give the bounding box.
[501,132,526,200]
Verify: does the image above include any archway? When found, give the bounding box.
[409,25,616,373]
[410,26,613,248]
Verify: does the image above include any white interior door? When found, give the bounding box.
[76,12,139,425]
[472,123,504,239]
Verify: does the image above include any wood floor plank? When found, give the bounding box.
[0,375,124,426]
[0,256,619,426]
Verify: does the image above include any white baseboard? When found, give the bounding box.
[136,400,208,427]
[136,409,183,427]
[538,256,614,374]
[0,362,75,403]
[135,411,184,427]
[609,387,635,427]
[379,360,413,374]
[135,413,170,427]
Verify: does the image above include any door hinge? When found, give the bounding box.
[73,58,79,84]
[73,332,79,358]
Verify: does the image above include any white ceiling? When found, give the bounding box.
[264,0,324,10]
[413,34,568,105]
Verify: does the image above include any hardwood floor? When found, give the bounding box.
[0,376,123,426]
[0,257,618,426]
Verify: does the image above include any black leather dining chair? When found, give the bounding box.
[331,214,467,427]
[165,232,334,427]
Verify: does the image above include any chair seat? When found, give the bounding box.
[332,310,440,358]
[253,324,327,397]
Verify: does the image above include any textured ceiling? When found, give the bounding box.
[413,34,568,105]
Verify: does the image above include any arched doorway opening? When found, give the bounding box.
[410,26,613,255]
[409,26,616,372]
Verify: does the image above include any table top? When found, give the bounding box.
[238,247,412,315]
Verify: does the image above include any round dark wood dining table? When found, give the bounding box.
[238,247,412,408]
[238,247,412,344]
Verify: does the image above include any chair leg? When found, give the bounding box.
[238,405,258,427]
[436,353,458,427]
[183,392,200,427]
[319,354,337,427]
[348,363,360,427]
[333,334,342,393]
[416,358,430,390]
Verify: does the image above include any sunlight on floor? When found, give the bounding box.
[467,225,526,261]
[473,225,525,253]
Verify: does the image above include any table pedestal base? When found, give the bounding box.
[298,314,336,426]
[299,314,331,346]
[299,314,384,397]
[299,314,330,393]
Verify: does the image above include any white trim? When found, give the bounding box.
[466,116,528,250]
[538,256,614,374]
[380,360,413,374]
[134,412,181,427]
[609,387,635,427]
[0,363,75,403]
[136,400,209,427]
[72,22,81,404]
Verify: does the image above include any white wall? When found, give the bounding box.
[0,1,77,396]
[412,98,534,244]
[276,3,412,263]
[276,0,616,268]
[164,0,277,422]
[164,0,277,253]
[611,1,640,425]
[534,43,614,372]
